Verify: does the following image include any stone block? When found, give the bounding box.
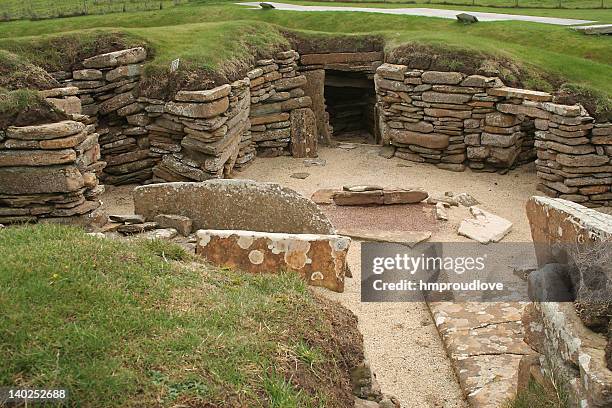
[196,229,350,292]
[488,86,552,102]
[133,180,335,234]
[421,71,464,85]
[83,47,147,69]
[165,98,229,119]
[6,121,85,141]
[175,84,231,103]
[154,214,193,236]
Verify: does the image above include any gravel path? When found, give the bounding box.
[238,1,595,25]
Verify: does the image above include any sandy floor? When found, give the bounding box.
[100,145,541,407]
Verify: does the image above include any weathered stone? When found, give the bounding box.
[423,108,471,119]
[488,87,552,102]
[377,63,408,81]
[46,96,82,115]
[458,207,512,244]
[382,188,428,204]
[404,121,434,133]
[290,108,318,158]
[311,188,339,205]
[98,92,136,115]
[375,77,412,93]
[485,112,520,127]
[435,202,448,220]
[556,153,609,167]
[109,214,145,224]
[154,214,192,236]
[106,64,142,82]
[274,75,307,91]
[83,47,147,68]
[133,180,335,234]
[175,84,231,103]
[73,69,103,80]
[301,70,330,144]
[0,165,84,194]
[165,98,229,119]
[333,190,383,206]
[0,149,76,167]
[481,132,519,148]
[497,103,550,119]
[196,229,350,292]
[421,71,464,85]
[117,222,158,235]
[6,121,85,141]
[422,91,471,105]
[387,128,449,149]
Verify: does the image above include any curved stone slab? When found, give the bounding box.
[133,180,335,234]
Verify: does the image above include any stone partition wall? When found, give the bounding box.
[248,50,316,158]
[374,63,612,206]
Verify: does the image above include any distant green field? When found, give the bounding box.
[310,0,610,9]
[0,0,609,22]
[0,0,189,21]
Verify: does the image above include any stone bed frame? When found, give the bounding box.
[1,46,611,224]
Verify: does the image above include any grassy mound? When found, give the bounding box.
[0,225,363,407]
[0,2,609,117]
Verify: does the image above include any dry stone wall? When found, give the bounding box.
[0,116,104,224]
[375,63,612,207]
[248,50,316,158]
[52,47,314,183]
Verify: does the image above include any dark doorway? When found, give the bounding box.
[324,70,378,144]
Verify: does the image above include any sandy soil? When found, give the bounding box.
[99,145,541,407]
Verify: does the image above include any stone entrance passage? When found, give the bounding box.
[324,70,378,144]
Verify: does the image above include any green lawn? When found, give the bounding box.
[0,1,609,112]
[0,224,360,407]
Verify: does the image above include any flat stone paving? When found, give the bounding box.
[238,2,595,25]
[429,301,532,408]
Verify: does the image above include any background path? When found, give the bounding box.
[238,2,596,25]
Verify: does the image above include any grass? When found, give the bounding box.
[0,0,190,21]
[0,2,609,109]
[294,0,612,10]
[0,224,359,407]
[505,379,569,408]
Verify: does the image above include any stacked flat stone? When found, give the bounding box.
[248,50,312,157]
[39,86,82,115]
[0,119,104,224]
[376,64,501,172]
[534,107,611,207]
[152,79,251,181]
[59,47,151,185]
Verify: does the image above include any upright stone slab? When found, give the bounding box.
[133,180,335,234]
[196,229,350,292]
[290,108,318,158]
[301,70,331,144]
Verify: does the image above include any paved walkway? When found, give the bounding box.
[238,2,595,25]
